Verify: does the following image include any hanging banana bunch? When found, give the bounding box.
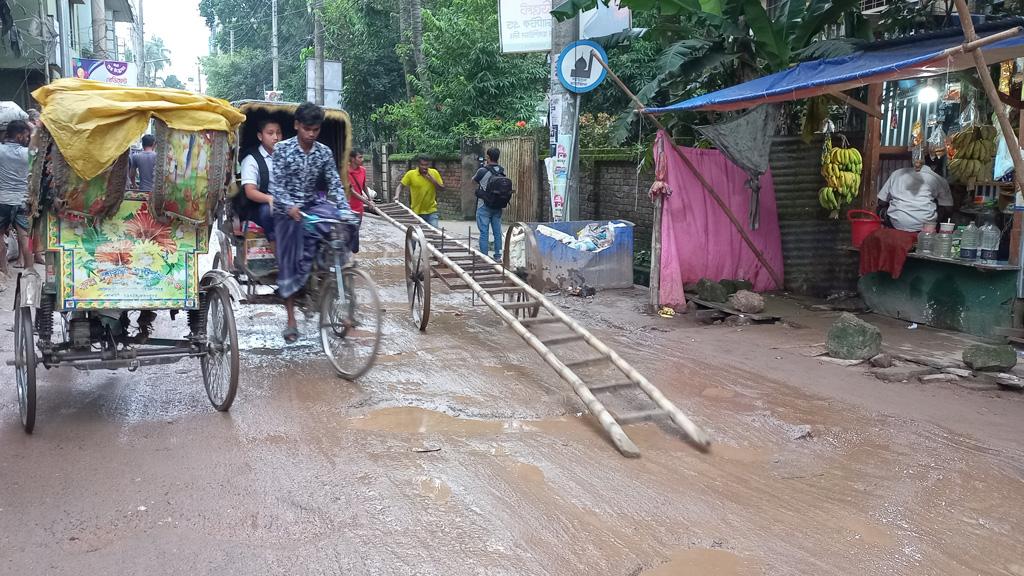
[819,134,863,219]
[948,125,997,184]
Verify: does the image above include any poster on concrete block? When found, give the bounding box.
[547,133,574,221]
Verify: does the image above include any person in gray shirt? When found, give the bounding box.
[0,120,32,271]
[129,133,157,192]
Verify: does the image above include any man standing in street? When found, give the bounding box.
[237,119,282,238]
[395,155,444,228]
[271,102,356,343]
[129,134,157,192]
[347,148,369,254]
[472,147,508,260]
[0,120,33,272]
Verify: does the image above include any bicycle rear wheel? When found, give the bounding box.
[320,267,382,380]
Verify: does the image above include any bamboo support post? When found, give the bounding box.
[861,83,883,208]
[828,90,883,119]
[592,53,785,290]
[650,194,663,312]
[374,202,712,454]
[953,2,1024,196]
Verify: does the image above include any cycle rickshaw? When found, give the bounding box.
[212,100,382,380]
[10,79,246,433]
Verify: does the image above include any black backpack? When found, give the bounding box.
[478,165,514,209]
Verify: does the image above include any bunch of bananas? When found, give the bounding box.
[948,125,996,183]
[818,140,863,218]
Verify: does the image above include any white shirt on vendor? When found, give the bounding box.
[878,165,953,232]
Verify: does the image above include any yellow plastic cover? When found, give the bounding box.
[32,79,246,181]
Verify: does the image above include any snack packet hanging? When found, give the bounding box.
[928,126,947,159]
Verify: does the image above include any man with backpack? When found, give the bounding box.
[473,147,513,260]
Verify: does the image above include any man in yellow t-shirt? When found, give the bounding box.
[395,155,445,228]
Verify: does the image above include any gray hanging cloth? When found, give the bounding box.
[697,104,780,230]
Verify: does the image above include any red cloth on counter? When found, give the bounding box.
[859,228,918,279]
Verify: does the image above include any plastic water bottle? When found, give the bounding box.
[980,221,1001,263]
[960,221,980,261]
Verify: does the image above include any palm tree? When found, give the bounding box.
[144,37,172,87]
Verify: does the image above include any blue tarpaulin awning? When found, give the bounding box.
[646,25,1024,114]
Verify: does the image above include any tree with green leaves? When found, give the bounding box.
[321,0,406,147]
[163,74,186,90]
[373,0,548,153]
[555,0,864,143]
[199,0,312,101]
[143,37,171,87]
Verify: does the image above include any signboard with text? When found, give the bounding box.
[499,0,631,53]
[72,58,138,87]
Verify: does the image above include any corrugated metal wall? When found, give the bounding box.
[771,136,861,297]
[481,136,539,223]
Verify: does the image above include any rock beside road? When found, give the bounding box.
[826,313,882,360]
[720,279,754,295]
[962,344,1018,372]
[695,278,728,303]
[869,353,894,368]
[728,290,765,314]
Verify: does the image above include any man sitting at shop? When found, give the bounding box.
[236,119,282,239]
[271,102,357,343]
[876,155,954,232]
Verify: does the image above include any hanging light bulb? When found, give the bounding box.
[918,81,939,104]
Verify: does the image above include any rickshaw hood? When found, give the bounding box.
[32,79,246,181]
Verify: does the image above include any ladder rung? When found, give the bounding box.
[564,356,610,369]
[519,316,560,326]
[539,334,585,346]
[487,287,526,294]
[502,301,540,310]
[616,409,668,425]
[589,381,636,393]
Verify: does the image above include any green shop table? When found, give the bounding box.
[857,251,1020,338]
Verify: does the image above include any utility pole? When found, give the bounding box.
[548,1,580,221]
[313,0,325,105]
[91,0,107,58]
[230,28,235,54]
[135,0,145,86]
[38,0,50,83]
[197,58,203,93]
[271,0,279,91]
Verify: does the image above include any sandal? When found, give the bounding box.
[282,326,300,343]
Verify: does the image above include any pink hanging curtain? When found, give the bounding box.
[654,131,784,308]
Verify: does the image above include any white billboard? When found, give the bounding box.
[499,0,631,54]
[306,60,343,109]
[72,58,139,87]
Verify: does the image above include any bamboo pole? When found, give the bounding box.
[828,90,883,119]
[592,53,785,290]
[953,2,1024,196]
[373,202,712,454]
[649,195,663,313]
[861,83,883,208]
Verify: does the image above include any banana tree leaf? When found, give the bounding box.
[792,0,861,50]
[590,27,648,48]
[741,0,788,70]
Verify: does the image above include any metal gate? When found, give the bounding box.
[481,136,539,223]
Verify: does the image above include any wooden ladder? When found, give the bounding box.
[372,202,709,457]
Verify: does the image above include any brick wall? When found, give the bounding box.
[377,152,656,250]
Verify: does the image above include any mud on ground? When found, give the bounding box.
[1,216,1023,575]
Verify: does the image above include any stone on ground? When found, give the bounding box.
[719,279,754,295]
[962,344,1018,372]
[826,312,882,360]
[728,290,765,314]
[695,278,728,303]
[869,353,894,368]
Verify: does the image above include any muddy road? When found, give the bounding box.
[2,217,1023,575]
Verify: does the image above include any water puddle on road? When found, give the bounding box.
[348,406,509,436]
[641,548,758,576]
[415,476,453,502]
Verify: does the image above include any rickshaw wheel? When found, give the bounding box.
[320,267,383,381]
[200,285,239,411]
[404,226,431,331]
[14,304,37,434]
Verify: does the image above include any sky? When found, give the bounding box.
[142,0,210,90]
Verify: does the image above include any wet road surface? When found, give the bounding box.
[2,216,1024,575]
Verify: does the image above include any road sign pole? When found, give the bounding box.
[548,0,579,221]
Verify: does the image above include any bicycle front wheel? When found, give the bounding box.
[320,267,383,380]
